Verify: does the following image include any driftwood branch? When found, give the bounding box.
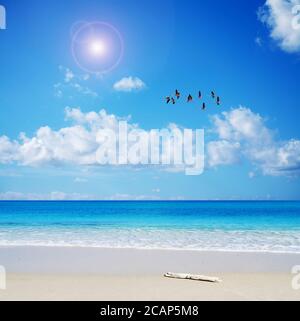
[164,272,222,283]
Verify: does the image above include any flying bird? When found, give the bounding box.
[165,90,221,110]
[187,94,193,102]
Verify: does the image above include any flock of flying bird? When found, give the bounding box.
[165,90,221,110]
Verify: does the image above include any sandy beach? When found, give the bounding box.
[0,246,300,301]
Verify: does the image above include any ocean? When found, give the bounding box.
[0,201,300,253]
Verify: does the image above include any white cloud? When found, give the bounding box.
[0,191,183,201]
[207,140,241,167]
[107,193,161,201]
[55,66,98,98]
[0,107,183,170]
[64,67,75,83]
[259,139,300,175]
[210,107,273,144]
[0,136,19,163]
[74,177,88,183]
[113,77,146,92]
[10,108,127,167]
[249,171,256,178]
[208,107,300,176]
[258,0,300,53]
[0,191,94,201]
[255,36,263,46]
[70,83,98,97]
[54,83,63,98]
[1,105,299,177]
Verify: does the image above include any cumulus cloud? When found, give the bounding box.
[113,77,146,92]
[0,136,19,163]
[211,107,273,143]
[0,108,129,167]
[207,140,241,167]
[0,107,186,170]
[258,0,300,53]
[1,105,299,177]
[209,107,300,176]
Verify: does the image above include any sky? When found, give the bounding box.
[0,0,300,200]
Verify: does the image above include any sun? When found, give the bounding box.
[89,40,107,57]
[71,21,124,74]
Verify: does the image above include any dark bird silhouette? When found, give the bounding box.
[187,94,193,102]
[166,96,171,104]
[198,91,202,99]
[175,89,180,99]
[216,96,221,105]
[202,102,206,110]
[211,91,215,99]
[171,97,176,105]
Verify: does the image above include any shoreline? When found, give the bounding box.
[1,244,300,255]
[1,245,299,274]
[0,244,300,255]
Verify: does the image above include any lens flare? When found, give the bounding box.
[71,21,124,74]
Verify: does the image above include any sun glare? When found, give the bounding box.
[89,40,107,56]
[71,21,124,73]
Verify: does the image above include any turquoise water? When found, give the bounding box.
[0,201,300,252]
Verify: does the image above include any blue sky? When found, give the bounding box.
[1,0,300,200]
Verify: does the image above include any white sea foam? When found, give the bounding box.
[0,228,300,253]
